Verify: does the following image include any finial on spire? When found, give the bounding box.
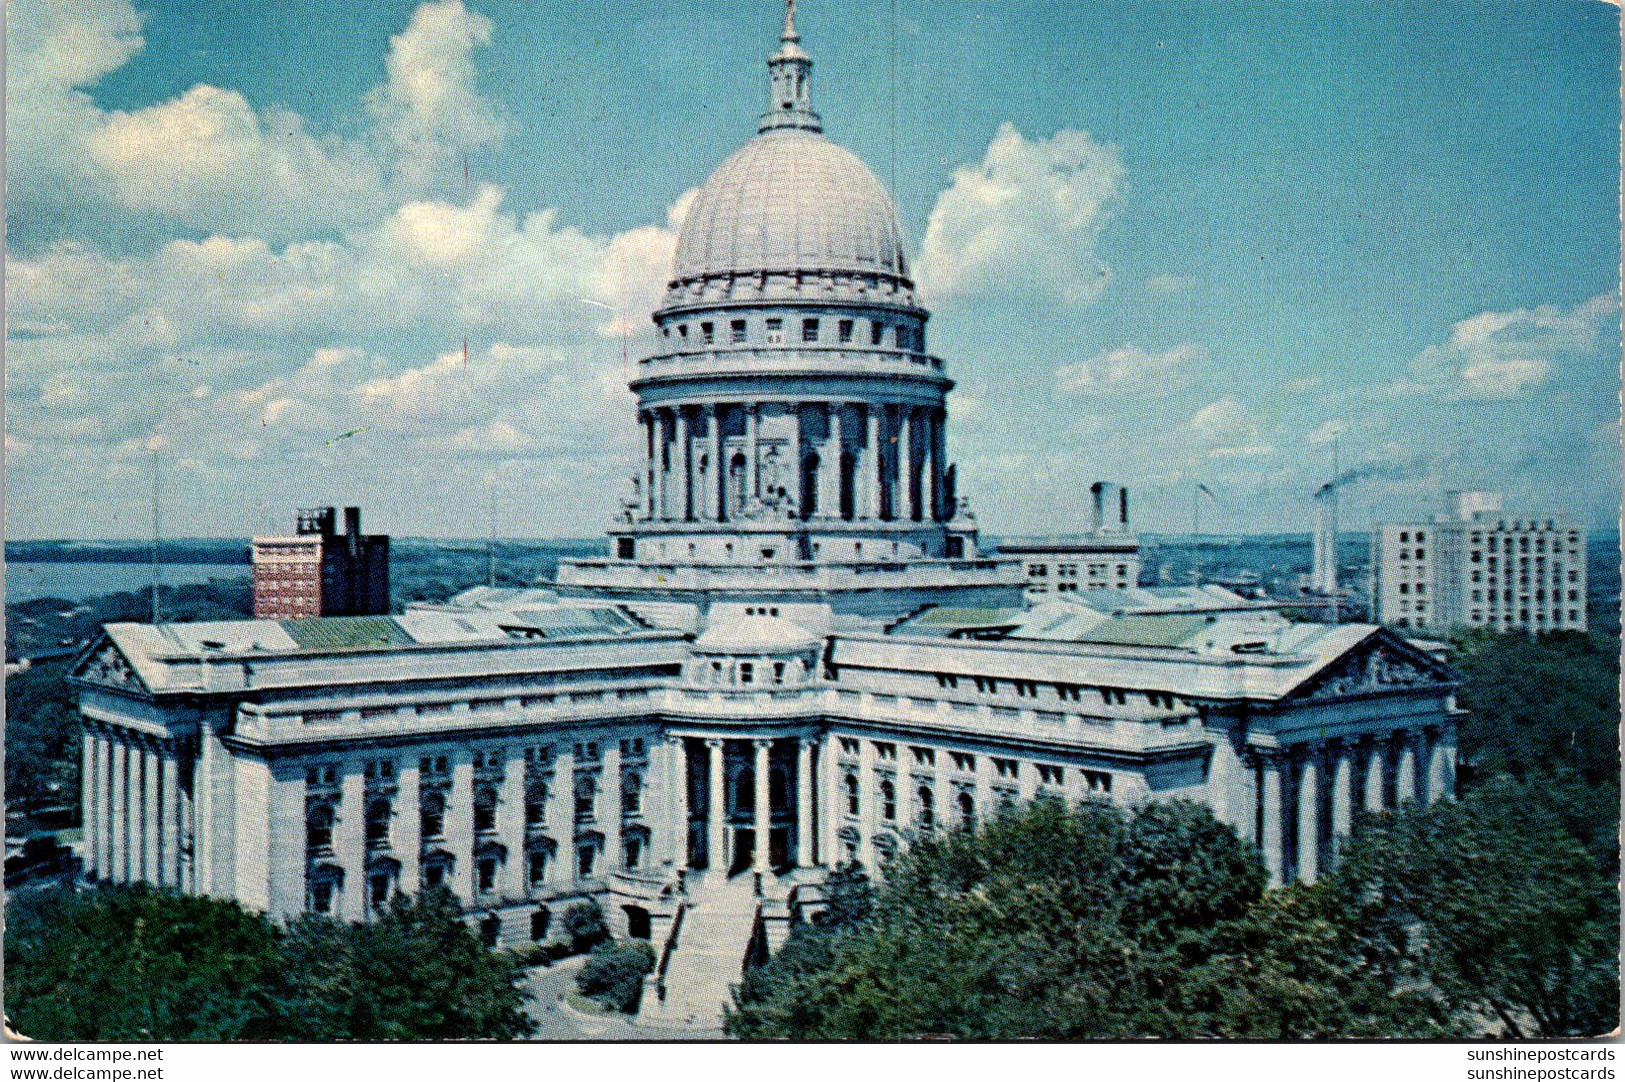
[761,0,820,133]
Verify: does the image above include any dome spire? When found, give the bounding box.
[761,0,821,133]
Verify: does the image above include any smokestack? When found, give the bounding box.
[1312,483,1338,594]
[1119,486,1129,529]
[1089,482,1106,533]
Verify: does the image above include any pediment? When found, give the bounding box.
[1289,632,1451,703]
[69,636,149,694]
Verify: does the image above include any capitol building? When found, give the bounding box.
[70,6,1461,1029]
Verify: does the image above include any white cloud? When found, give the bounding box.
[916,123,1123,307]
[366,0,504,189]
[89,86,385,237]
[1055,343,1202,395]
[1409,293,1619,399]
[1187,395,1275,459]
[1305,419,1347,446]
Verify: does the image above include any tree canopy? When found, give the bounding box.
[728,798,1445,1039]
[5,885,534,1041]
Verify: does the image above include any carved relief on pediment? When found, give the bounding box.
[77,643,143,691]
[1297,644,1436,702]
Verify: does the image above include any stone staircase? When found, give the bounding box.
[637,873,760,1030]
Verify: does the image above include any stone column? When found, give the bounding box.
[669,736,690,869]
[498,746,526,898]
[1363,741,1386,812]
[548,749,575,889]
[142,744,160,884]
[659,409,674,520]
[397,758,422,895]
[1296,753,1320,885]
[336,760,367,921]
[930,408,946,521]
[81,730,100,880]
[706,739,726,875]
[1395,734,1418,805]
[857,740,877,869]
[1330,744,1353,862]
[796,739,814,868]
[710,405,724,523]
[933,756,951,835]
[677,408,692,521]
[126,741,145,882]
[817,738,839,865]
[446,751,475,902]
[96,730,114,881]
[266,765,307,920]
[745,404,760,503]
[753,740,772,876]
[974,750,996,821]
[642,412,656,520]
[865,406,882,520]
[111,735,129,883]
[601,744,623,872]
[1259,755,1283,887]
[161,747,181,888]
[898,406,915,522]
[820,404,842,520]
[929,406,942,519]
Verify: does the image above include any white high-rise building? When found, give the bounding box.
[1372,491,1588,633]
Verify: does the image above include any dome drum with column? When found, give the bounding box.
[552,4,1022,618]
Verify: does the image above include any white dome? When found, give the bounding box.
[672,128,908,285]
[694,614,821,654]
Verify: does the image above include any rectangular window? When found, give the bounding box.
[701,322,714,344]
[838,318,854,343]
[870,321,885,346]
[802,318,820,342]
[730,319,747,344]
[765,317,784,345]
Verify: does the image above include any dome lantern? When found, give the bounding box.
[761,0,821,134]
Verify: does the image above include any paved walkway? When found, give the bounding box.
[521,954,724,1041]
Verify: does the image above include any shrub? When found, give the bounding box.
[576,941,657,1014]
[560,900,609,955]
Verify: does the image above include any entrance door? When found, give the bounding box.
[730,828,755,877]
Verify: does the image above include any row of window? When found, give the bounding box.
[928,673,1167,710]
[661,315,923,351]
[306,739,648,790]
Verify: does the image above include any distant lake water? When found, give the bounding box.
[4,561,250,604]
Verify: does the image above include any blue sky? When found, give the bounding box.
[6,0,1619,540]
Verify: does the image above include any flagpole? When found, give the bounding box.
[1192,484,1203,587]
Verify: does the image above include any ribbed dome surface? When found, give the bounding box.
[673,128,908,284]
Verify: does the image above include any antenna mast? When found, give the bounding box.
[150,448,163,626]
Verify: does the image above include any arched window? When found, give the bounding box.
[622,772,642,815]
[364,799,391,847]
[839,451,856,520]
[844,773,859,815]
[917,785,934,828]
[770,766,789,812]
[957,790,975,829]
[728,452,748,516]
[575,775,598,819]
[306,804,334,853]
[420,790,446,840]
[473,787,497,834]
[735,767,755,814]
[525,782,547,827]
[880,779,896,821]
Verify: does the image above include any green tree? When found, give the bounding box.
[262,889,534,1040]
[1333,777,1619,1038]
[728,798,1358,1040]
[1179,884,1456,1039]
[5,884,281,1041]
[576,941,657,1013]
[560,900,610,954]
